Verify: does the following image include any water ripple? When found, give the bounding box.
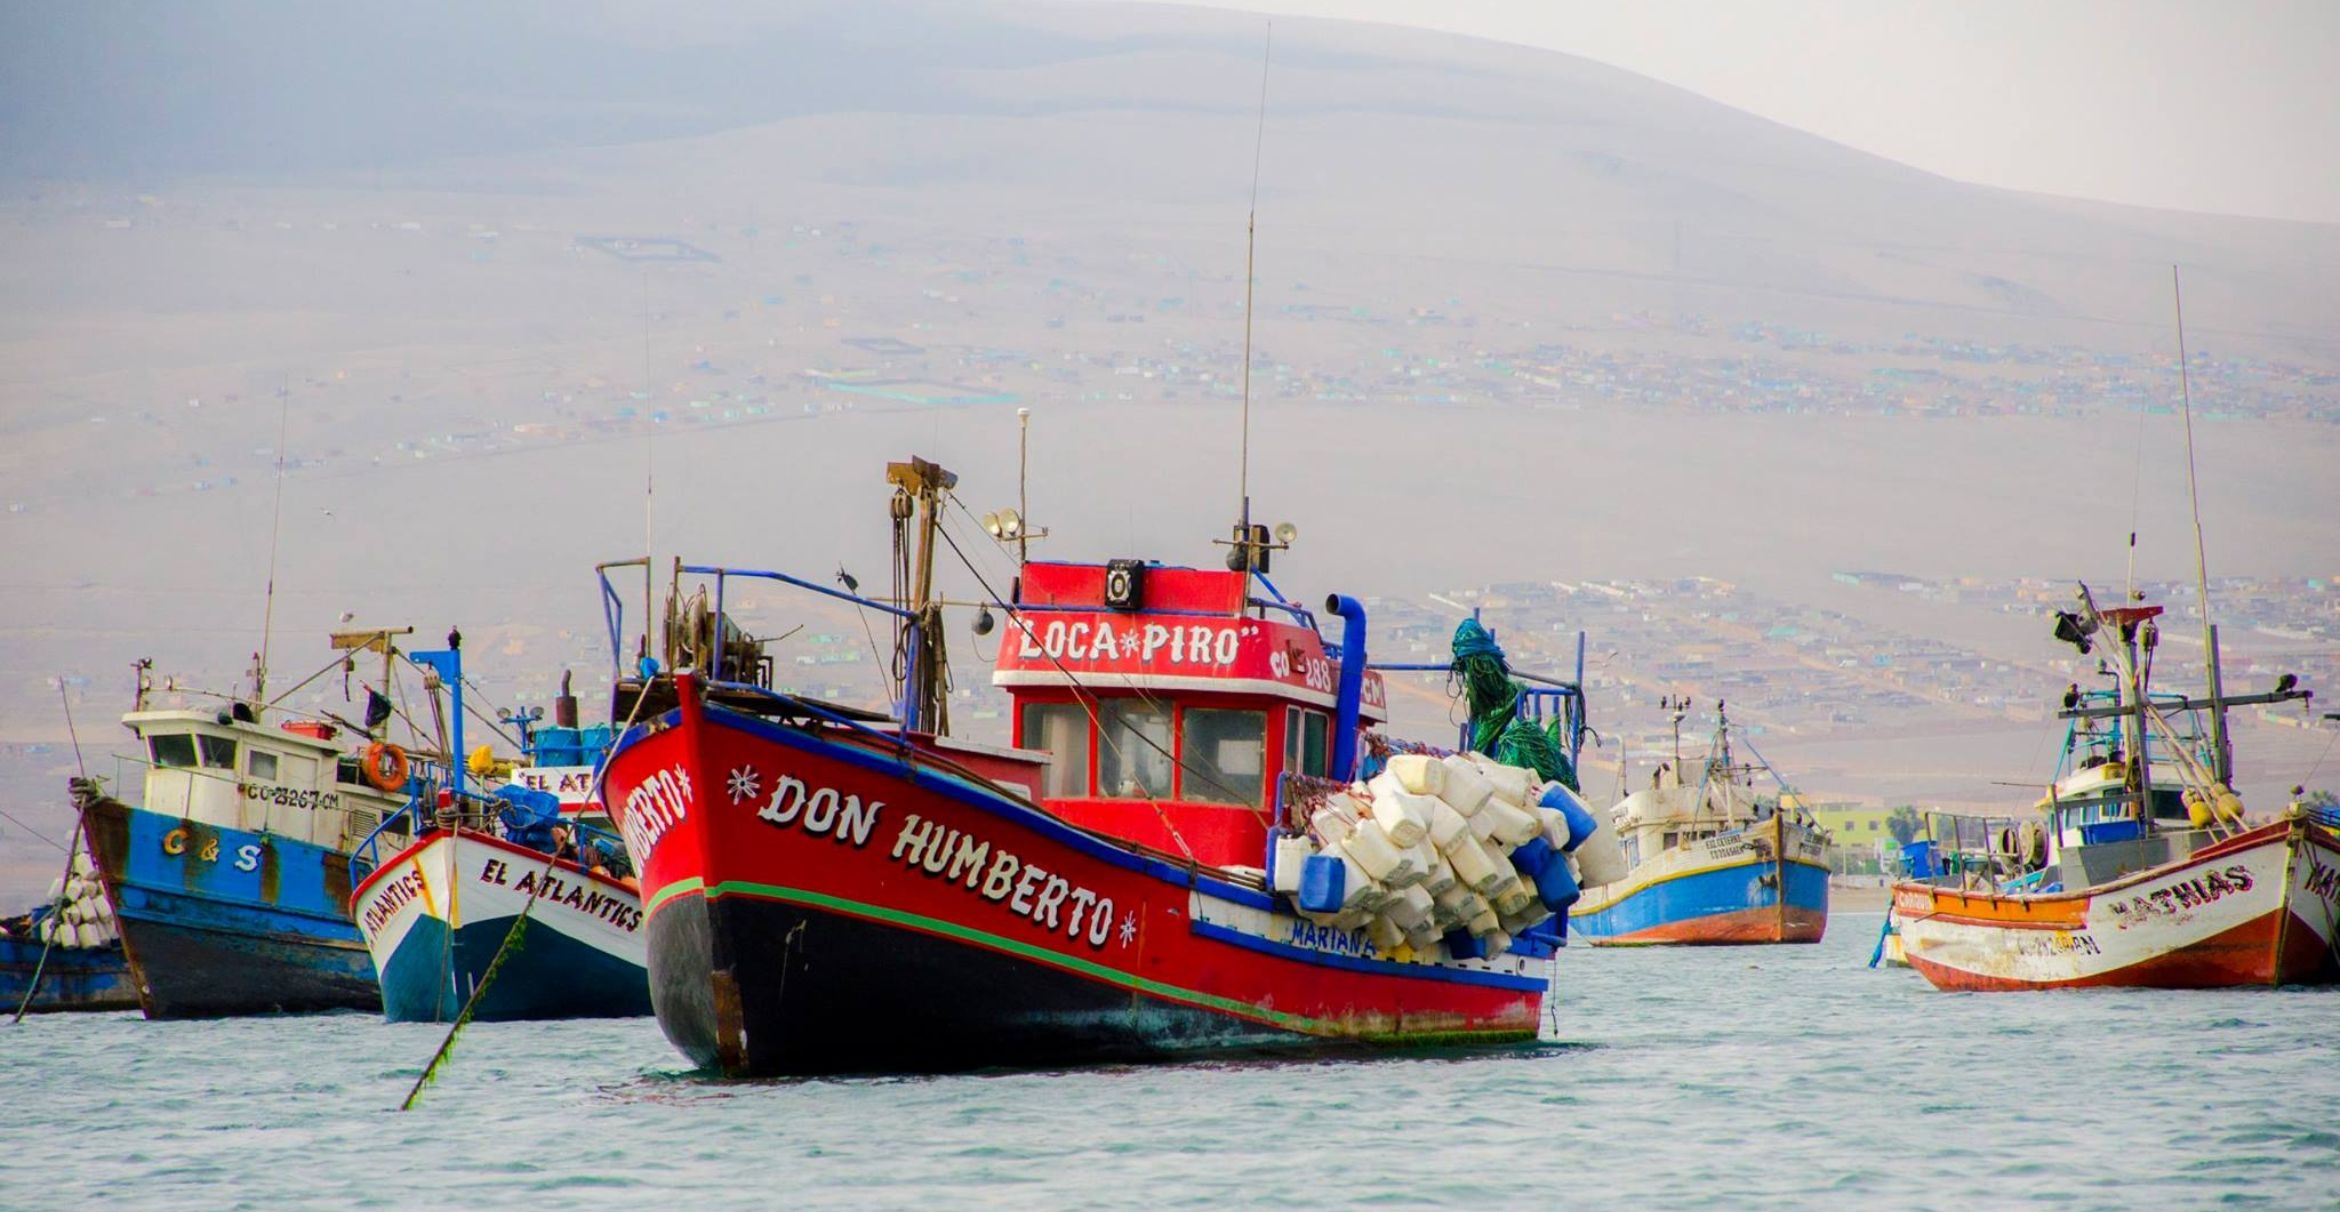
[6,927,2339,1208]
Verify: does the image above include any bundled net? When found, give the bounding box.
[1450,619,1578,791]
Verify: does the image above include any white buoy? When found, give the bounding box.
[1367,780,1434,848]
[1438,754,1495,815]
[1271,835,1316,896]
[1340,817,1408,883]
[1537,805,1573,850]
[1480,798,1542,848]
[1471,758,1534,805]
[1383,754,1445,798]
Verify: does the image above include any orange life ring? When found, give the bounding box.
[362,742,410,792]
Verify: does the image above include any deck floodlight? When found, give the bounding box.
[2052,610,2096,655]
[1273,521,1298,545]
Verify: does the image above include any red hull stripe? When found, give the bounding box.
[1904,908,2304,991]
[1594,906,1828,946]
[699,876,1539,1038]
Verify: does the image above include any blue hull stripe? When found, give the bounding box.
[99,802,380,1015]
[1188,920,1546,992]
[1572,858,1829,940]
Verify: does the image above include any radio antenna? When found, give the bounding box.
[256,381,292,708]
[1235,25,1272,560]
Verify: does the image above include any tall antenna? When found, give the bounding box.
[255,381,293,707]
[2171,265,2230,782]
[642,268,655,571]
[1236,24,1272,549]
[1017,407,1033,566]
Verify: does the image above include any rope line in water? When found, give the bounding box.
[398,682,654,1110]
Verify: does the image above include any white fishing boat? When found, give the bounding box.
[1890,589,2329,990]
[1571,700,1829,944]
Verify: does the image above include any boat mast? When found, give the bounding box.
[254,384,293,712]
[2171,266,2232,784]
[887,457,957,735]
[2127,622,2151,827]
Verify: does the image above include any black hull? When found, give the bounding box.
[650,894,1312,1078]
[119,915,380,1018]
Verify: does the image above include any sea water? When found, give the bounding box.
[6,915,2336,1210]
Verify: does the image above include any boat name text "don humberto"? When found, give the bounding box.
[888,812,1125,950]
[757,773,884,846]
[621,765,693,862]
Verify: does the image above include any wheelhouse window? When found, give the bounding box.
[1021,703,1093,799]
[1283,707,1331,778]
[247,750,280,781]
[198,735,238,769]
[1182,708,1266,806]
[150,733,198,769]
[1097,700,1174,799]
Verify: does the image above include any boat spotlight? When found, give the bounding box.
[1273,521,1299,545]
[972,605,996,637]
[2052,610,2097,655]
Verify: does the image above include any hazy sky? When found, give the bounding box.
[1151,0,2340,224]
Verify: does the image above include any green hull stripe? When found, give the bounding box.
[698,877,1533,1044]
[644,876,705,917]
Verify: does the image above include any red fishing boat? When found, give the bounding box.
[600,457,1599,1076]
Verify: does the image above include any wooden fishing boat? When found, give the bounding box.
[348,669,650,1023]
[73,634,429,1017]
[602,457,1608,1077]
[1890,592,2330,990]
[1,836,138,1014]
[1571,700,1829,945]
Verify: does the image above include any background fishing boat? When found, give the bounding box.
[75,628,450,1017]
[1890,589,2328,989]
[2,839,137,1014]
[1571,700,1829,944]
[349,668,649,1023]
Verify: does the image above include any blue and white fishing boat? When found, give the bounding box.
[75,629,433,1017]
[349,669,650,1023]
[1570,700,1829,944]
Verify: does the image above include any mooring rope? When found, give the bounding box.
[398,685,652,1110]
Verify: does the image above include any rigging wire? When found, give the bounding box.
[0,808,67,854]
[935,514,1273,821]
[930,522,1225,861]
